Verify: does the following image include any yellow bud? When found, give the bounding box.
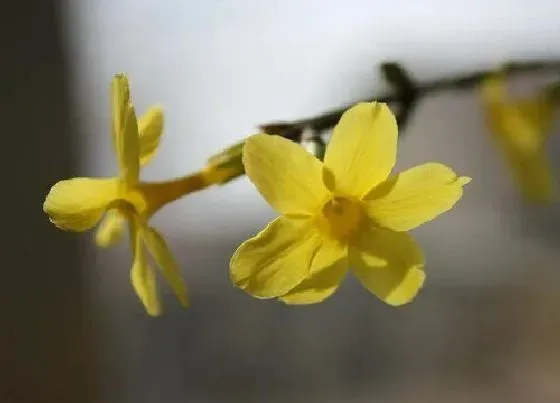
[204,140,246,185]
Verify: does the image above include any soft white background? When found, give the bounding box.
[61,2,560,402]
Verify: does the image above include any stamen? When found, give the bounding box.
[319,196,363,241]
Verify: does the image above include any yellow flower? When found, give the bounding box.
[43,74,206,315]
[480,74,557,202]
[95,104,166,247]
[230,102,470,306]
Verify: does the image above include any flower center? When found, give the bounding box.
[319,196,364,241]
[105,184,147,219]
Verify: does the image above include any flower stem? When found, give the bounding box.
[140,173,207,217]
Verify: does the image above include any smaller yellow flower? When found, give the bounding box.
[480,74,557,202]
[230,102,470,306]
[44,74,206,315]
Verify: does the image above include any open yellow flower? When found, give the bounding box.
[230,102,470,306]
[43,74,205,315]
[480,74,557,202]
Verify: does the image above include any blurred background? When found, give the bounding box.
[3,0,560,402]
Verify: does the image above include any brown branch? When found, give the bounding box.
[260,59,560,141]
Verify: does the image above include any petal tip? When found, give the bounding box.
[47,218,68,231]
[145,306,162,317]
[349,101,395,122]
[384,267,426,307]
[113,72,128,82]
[95,231,122,248]
[178,295,190,309]
[279,292,331,306]
[241,133,266,163]
[95,233,113,248]
[149,104,164,113]
[458,176,472,186]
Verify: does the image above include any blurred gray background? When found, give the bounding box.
[3,0,560,402]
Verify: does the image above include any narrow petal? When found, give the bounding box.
[488,103,542,154]
[111,74,140,186]
[521,99,556,141]
[230,216,323,298]
[142,225,189,308]
[138,105,164,166]
[279,240,348,305]
[43,178,119,231]
[95,209,126,247]
[118,103,140,186]
[129,221,161,316]
[111,74,130,149]
[243,134,328,216]
[324,102,398,197]
[364,163,471,232]
[350,224,425,306]
[480,87,556,202]
[507,152,555,203]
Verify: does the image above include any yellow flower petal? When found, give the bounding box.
[364,163,471,232]
[230,216,323,298]
[507,152,555,203]
[119,103,141,186]
[488,104,542,154]
[111,74,140,186]
[480,74,506,105]
[138,106,164,166]
[279,240,348,305]
[243,134,328,216]
[324,102,398,197]
[129,221,161,316]
[111,74,130,149]
[481,76,554,151]
[95,209,126,247]
[481,77,556,202]
[141,225,189,308]
[43,178,119,231]
[520,99,556,141]
[350,224,425,306]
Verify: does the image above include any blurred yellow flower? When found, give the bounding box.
[481,74,557,202]
[44,74,205,315]
[230,102,470,306]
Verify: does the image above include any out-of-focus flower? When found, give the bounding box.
[481,74,557,202]
[44,74,209,315]
[230,102,470,306]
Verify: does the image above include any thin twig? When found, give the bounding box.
[260,60,560,140]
